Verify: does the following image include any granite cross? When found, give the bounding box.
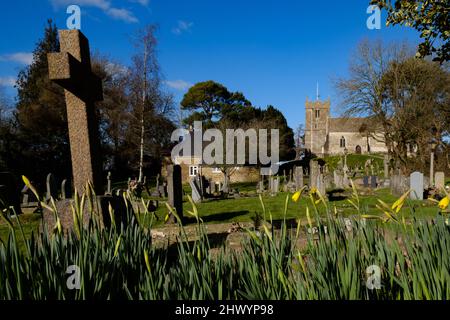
[47,30,103,194]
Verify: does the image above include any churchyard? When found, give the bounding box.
[0,3,449,301]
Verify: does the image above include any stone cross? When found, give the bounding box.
[47,30,103,194]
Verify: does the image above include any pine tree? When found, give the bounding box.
[14,19,70,184]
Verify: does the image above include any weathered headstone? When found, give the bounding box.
[370,176,377,189]
[334,171,343,189]
[167,165,183,221]
[363,176,369,188]
[106,171,112,195]
[189,179,202,203]
[316,174,326,196]
[47,29,103,194]
[0,172,22,214]
[435,172,445,191]
[383,155,390,187]
[46,173,58,201]
[410,172,424,200]
[309,160,320,189]
[294,166,303,190]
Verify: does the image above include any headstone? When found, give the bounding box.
[46,173,58,201]
[294,166,303,190]
[106,171,112,195]
[363,176,369,188]
[390,174,409,196]
[410,172,424,200]
[189,179,202,203]
[383,155,390,187]
[0,172,22,214]
[435,172,445,191]
[316,174,326,196]
[334,171,343,189]
[167,165,183,221]
[370,175,377,189]
[309,160,320,189]
[47,29,103,194]
[21,185,29,206]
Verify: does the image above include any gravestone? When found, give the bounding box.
[166,165,183,221]
[47,29,103,194]
[316,174,326,196]
[370,176,377,189]
[106,171,112,195]
[189,179,202,203]
[309,160,320,189]
[410,172,424,200]
[294,166,303,190]
[0,172,22,214]
[160,182,168,198]
[435,172,445,191]
[334,171,343,189]
[21,185,30,206]
[46,173,58,201]
[390,174,409,196]
[383,155,390,187]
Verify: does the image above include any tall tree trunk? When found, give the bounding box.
[138,46,148,183]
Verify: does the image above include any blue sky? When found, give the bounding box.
[0,0,420,129]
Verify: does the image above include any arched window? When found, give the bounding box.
[340,136,346,148]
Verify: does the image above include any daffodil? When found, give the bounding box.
[310,187,318,195]
[439,197,449,210]
[292,191,301,202]
[391,190,411,213]
[292,186,307,202]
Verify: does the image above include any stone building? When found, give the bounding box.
[304,98,387,156]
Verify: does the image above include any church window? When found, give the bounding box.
[315,110,320,118]
[340,136,346,148]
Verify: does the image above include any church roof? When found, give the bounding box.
[329,117,380,133]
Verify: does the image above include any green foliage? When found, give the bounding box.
[372,0,449,62]
[0,183,449,299]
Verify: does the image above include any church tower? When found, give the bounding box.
[304,97,330,156]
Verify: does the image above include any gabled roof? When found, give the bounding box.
[329,117,382,133]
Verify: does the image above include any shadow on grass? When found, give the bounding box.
[183,210,250,224]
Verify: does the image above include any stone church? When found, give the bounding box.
[304,98,387,156]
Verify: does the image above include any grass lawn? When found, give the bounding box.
[147,187,441,227]
[1,187,442,244]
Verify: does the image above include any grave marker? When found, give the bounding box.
[47,29,103,194]
[410,172,424,200]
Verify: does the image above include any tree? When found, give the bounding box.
[371,0,449,62]
[336,39,449,173]
[126,25,175,182]
[14,19,70,185]
[294,124,305,160]
[379,57,450,173]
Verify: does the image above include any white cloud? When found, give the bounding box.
[0,52,33,65]
[172,20,193,35]
[0,77,16,87]
[129,0,149,6]
[165,80,192,91]
[106,7,138,23]
[49,0,139,23]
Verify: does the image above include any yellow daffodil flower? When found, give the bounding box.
[439,197,449,210]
